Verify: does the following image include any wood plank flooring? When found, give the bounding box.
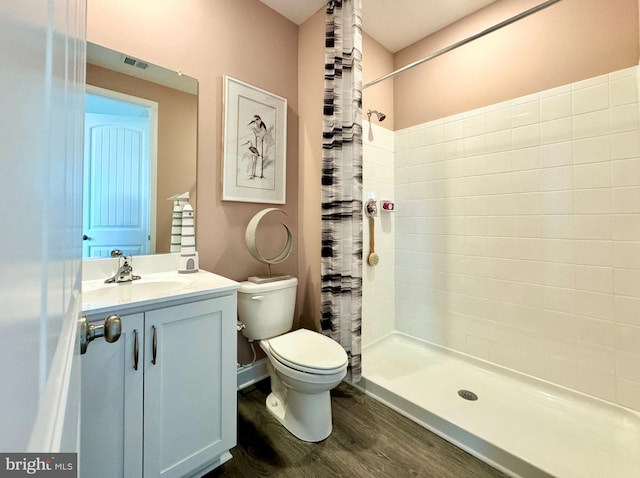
[205,379,508,478]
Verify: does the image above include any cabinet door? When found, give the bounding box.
[143,296,236,478]
[80,313,144,478]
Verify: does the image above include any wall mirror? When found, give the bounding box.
[83,41,198,258]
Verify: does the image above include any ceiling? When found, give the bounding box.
[260,0,497,53]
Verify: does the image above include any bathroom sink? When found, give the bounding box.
[82,278,193,306]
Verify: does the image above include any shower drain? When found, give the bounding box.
[457,389,478,401]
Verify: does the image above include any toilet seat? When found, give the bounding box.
[264,329,347,375]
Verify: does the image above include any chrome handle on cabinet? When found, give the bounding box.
[151,325,157,365]
[133,329,139,371]
[79,314,122,355]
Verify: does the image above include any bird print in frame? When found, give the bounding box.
[222,76,287,204]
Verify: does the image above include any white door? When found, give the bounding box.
[83,112,151,257]
[0,0,85,459]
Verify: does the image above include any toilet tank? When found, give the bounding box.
[237,277,298,340]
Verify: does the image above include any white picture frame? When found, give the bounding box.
[222,76,287,204]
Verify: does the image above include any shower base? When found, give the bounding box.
[359,332,640,478]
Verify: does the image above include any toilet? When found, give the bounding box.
[237,277,348,442]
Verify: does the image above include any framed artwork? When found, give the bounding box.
[222,76,287,204]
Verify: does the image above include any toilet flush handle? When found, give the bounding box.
[251,295,264,301]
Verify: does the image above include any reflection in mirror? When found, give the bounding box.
[83,42,198,258]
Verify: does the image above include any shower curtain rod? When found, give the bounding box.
[363,0,563,89]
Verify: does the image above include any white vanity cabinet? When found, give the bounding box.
[81,293,237,478]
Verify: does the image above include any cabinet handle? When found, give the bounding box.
[133,329,139,371]
[151,325,157,365]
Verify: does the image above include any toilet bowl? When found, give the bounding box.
[237,278,348,442]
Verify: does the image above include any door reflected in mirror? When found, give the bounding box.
[83,42,198,258]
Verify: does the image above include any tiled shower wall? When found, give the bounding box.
[374,66,640,411]
[362,124,395,346]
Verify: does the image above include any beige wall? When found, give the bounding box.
[297,8,326,331]
[88,0,299,363]
[362,33,395,130]
[394,0,639,129]
[87,64,198,254]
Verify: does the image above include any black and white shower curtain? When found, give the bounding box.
[320,0,363,383]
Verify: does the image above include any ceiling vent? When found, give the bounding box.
[122,55,148,70]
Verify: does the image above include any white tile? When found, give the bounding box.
[611,131,640,160]
[573,136,610,164]
[408,128,426,149]
[543,262,575,288]
[511,146,541,171]
[615,324,640,355]
[486,151,511,174]
[614,295,640,326]
[575,290,614,320]
[574,188,611,214]
[425,123,443,145]
[613,241,640,269]
[609,76,639,106]
[612,186,640,214]
[541,141,573,168]
[574,215,612,240]
[573,162,611,189]
[486,130,512,153]
[463,154,487,176]
[443,139,464,160]
[485,106,512,133]
[540,92,572,121]
[540,117,573,145]
[573,83,609,115]
[463,113,486,137]
[613,214,640,240]
[575,265,613,293]
[540,165,573,191]
[614,267,640,297]
[512,124,540,148]
[514,215,543,238]
[543,239,575,263]
[610,103,639,133]
[512,100,540,127]
[573,110,610,139]
[540,189,575,214]
[542,214,574,239]
[575,240,613,267]
[463,135,486,157]
[443,119,463,141]
[487,216,515,237]
[576,315,615,348]
[576,342,616,373]
[612,158,640,186]
[543,286,575,313]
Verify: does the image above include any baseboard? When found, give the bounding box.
[237,358,269,390]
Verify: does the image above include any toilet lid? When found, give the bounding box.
[266,329,348,375]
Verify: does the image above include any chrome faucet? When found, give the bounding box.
[105,251,141,284]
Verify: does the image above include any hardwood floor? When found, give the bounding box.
[205,379,508,478]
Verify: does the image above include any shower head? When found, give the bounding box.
[367,109,386,122]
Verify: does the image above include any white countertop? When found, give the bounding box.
[82,254,239,316]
